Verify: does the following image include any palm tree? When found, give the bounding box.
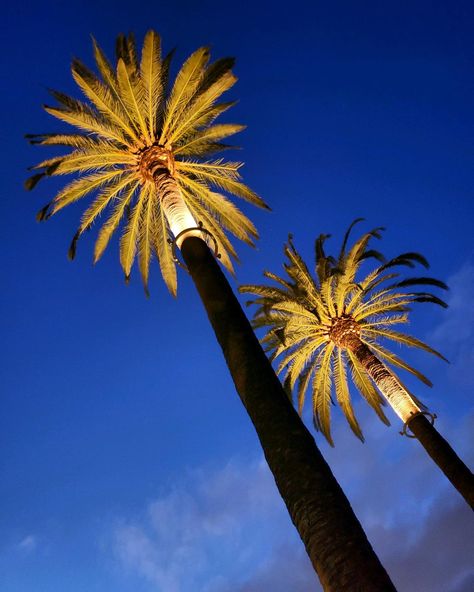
[240,220,474,508]
[26,34,396,590]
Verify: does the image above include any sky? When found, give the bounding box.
[1,1,473,590]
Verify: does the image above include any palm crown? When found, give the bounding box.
[240,220,448,445]
[26,31,267,295]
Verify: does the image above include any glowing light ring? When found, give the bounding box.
[168,222,221,271]
[400,411,437,438]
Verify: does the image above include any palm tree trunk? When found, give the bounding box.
[181,236,396,591]
[350,339,474,509]
[408,413,474,508]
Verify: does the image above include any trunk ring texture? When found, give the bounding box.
[168,222,221,270]
[400,411,437,438]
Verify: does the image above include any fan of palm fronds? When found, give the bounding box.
[240,220,448,444]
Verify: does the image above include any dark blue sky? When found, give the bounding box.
[2,2,473,591]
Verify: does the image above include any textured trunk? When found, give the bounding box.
[181,236,396,591]
[350,339,474,509]
[408,414,474,508]
[155,173,202,246]
[348,340,421,423]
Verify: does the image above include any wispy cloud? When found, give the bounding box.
[17,534,37,554]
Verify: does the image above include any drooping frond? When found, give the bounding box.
[27,31,262,295]
[334,349,364,441]
[347,351,390,425]
[153,197,177,296]
[79,176,138,236]
[120,184,149,278]
[240,221,447,444]
[93,181,140,263]
[312,344,335,446]
[52,169,126,216]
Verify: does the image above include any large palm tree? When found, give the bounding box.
[26,33,396,590]
[240,220,474,508]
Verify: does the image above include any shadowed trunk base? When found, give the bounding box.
[407,414,474,509]
[181,236,396,591]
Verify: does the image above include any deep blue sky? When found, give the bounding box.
[2,2,473,591]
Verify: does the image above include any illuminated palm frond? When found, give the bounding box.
[240,221,448,444]
[27,31,267,295]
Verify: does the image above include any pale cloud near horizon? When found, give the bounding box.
[111,409,474,592]
[113,459,296,592]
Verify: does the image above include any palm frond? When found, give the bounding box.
[334,349,364,441]
[93,180,140,263]
[116,58,150,143]
[167,70,237,144]
[338,218,365,263]
[174,123,245,156]
[363,339,433,387]
[153,198,177,296]
[177,160,267,209]
[312,344,335,446]
[140,30,162,140]
[378,252,430,272]
[160,46,210,144]
[52,169,126,215]
[362,327,448,361]
[71,59,141,144]
[347,352,390,425]
[79,176,136,235]
[119,183,149,278]
[44,101,131,147]
[137,184,155,292]
[388,277,448,291]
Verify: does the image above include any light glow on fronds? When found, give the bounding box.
[240,222,448,443]
[27,31,266,294]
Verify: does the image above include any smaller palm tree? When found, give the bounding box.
[240,220,474,507]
